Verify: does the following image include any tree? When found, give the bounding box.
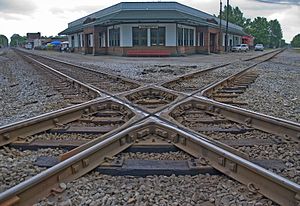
[10,34,27,47]
[215,4,285,47]
[0,35,9,47]
[219,5,250,28]
[269,19,283,48]
[248,17,270,45]
[291,34,300,47]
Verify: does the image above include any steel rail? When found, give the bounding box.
[0,120,151,206]
[17,49,152,118]
[160,49,281,88]
[16,48,142,89]
[200,49,285,97]
[1,48,297,206]
[162,96,300,143]
[0,118,299,206]
[0,97,145,147]
[153,118,300,206]
[21,54,102,99]
[242,48,283,61]
[150,49,287,128]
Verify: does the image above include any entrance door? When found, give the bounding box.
[209,33,216,53]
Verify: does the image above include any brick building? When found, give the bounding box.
[26,32,41,49]
[59,2,245,56]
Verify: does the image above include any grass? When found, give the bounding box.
[292,48,300,53]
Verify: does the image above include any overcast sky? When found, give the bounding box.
[0,0,299,42]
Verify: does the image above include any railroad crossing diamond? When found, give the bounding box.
[123,86,182,113]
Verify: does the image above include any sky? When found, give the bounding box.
[0,0,299,43]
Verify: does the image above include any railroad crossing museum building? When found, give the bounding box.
[59,2,246,56]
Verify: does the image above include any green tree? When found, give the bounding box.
[10,34,27,47]
[291,34,300,47]
[280,39,287,47]
[0,34,9,47]
[217,4,285,47]
[269,19,283,48]
[219,5,250,28]
[248,17,270,45]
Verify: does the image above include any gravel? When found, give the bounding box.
[206,130,300,183]
[115,151,191,160]
[33,151,277,205]
[29,49,271,84]
[163,61,254,92]
[22,133,97,142]
[236,49,300,123]
[0,147,65,192]
[35,173,276,206]
[1,48,295,205]
[175,108,300,183]
[0,49,66,126]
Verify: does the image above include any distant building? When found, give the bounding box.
[59,2,246,56]
[26,32,41,49]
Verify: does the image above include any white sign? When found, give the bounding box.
[138,25,159,29]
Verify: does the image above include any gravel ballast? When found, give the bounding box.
[236,49,300,123]
[0,147,65,193]
[0,49,66,126]
[35,151,276,206]
[35,173,276,206]
[29,49,272,84]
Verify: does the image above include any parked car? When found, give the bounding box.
[254,44,264,51]
[231,44,249,52]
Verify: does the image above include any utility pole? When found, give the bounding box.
[225,0,229,52]
[219,0,222,52]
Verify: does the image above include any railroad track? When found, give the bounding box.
[161,49,283,94]
[14,49,141,95]
[200,49,285,106]
[0,48,299,206]
[163,97,299,183]
[15,52,101,104]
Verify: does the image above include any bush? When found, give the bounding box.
[291,34,300,47]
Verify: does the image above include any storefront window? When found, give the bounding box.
[71,36,74,48]
[133,27,147,46]
[109,28,120,47]
[177,28,183,46]
[150,27,165,46]
[99,32,105,48]
[88,34,93,47]
[199,32,204,46]
[184,29,189,46]
[78,34,81,47]
[189,29,194,46]
[178,27,195,46]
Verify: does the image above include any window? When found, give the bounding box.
[132,27,147,46]
[99,32,105,48]
[177,28,183,46]
[199,32,204,46]
[189,29,194,46]
[109,28,120,47]
[71,36,74,48]
[78,34,81,47]
[88,34,93,47]
[178,27,194,46]
[184,29,189,46]
[150,27,165,46]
